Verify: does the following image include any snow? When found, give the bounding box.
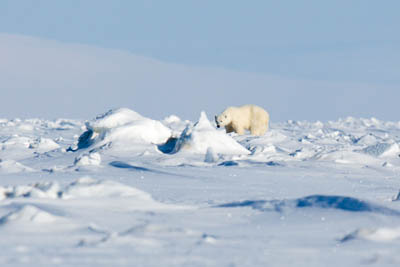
[61,177,153,200]
[73,108,172,152]
[1,108,400,266]
[342,226,400,242]
[74,152,102,167]
[171,111,250,155]
[0,159,34,174]
[87,108,145,130]
[0,205,60,225]
[28,137,60,153]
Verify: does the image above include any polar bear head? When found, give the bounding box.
[215,111,232,128]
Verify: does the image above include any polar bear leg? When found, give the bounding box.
[224,124,235,133]
[250,122,268,136]
[250,126,266,136]
[234,125,246,135]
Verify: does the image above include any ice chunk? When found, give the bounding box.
[0,205,59,224]
[74,152,101,166]
[361,143,399,157]
[29,137,60,153]
[342,227,400,242]
[171,112,250,155]
[75,108,172,151]
[87,108,144,131]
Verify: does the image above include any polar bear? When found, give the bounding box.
[215,105,270,136]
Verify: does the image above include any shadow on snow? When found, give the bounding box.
[216,195,400,216]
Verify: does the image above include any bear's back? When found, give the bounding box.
[240,105,269,116]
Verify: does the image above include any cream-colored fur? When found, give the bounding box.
[215,105,270,136]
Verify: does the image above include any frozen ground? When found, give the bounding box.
[1,108,400,266]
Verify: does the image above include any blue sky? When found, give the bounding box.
[1,1,399,121]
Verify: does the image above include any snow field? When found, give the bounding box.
[0,108,400,266]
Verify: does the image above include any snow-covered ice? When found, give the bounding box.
[169,111,250,155]
[1,108,400,266]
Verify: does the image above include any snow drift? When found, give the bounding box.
[342,226,400,242]
[165,111,250,155]
[72,108,172,151]
[0,177,153,200]
[1,110,400,267]
[0,205,61,225]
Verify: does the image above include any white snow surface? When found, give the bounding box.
[81,108,172,151]
[172,111,250,155]
[1,109,400,266]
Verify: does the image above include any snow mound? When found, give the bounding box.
[170,111,250,155]
[360,142,400,157]
[79,223,216,248]
[75,108,172,150]
[0,205,59,224]
[88,108,144,131]
[0,181,61,200]
[102,120,171,145]
[0,135,31,150]
[316,150,376,165]
[62,177,152,199]
[44,118,82,130]
[218,195,400,215]
[162,115,191,137]
[355,134,378,146]
[0,159,34,173]
[0,135,60,162]
[74,152,102,167]
[29,137,60,153]
[0,177,152,200]
[342,227,400,242]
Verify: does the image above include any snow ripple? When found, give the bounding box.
[0,177,152,200]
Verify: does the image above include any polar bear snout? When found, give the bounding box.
[215,116,220,128]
